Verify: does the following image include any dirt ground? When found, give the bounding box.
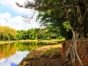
[18,44,73,66]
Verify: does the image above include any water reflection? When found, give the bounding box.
[17,41,38,51]
[0,43,17,59]
[0,41,54,66]
[0,51,29,66]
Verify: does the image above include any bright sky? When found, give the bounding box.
[0,0,40,30]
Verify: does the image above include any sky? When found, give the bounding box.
[0,0,40,30]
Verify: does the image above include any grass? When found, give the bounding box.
[0,39,65,44]
[40,47,61,58]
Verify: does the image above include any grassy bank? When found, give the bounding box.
[18,44,63,66]
[0,39,65,44]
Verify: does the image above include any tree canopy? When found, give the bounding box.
[16,0,88,38]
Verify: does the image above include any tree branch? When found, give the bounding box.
[23,10,36,23]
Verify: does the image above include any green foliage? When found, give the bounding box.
[16,26,62,40]
[62,20,72,31]
[0,26,64,41]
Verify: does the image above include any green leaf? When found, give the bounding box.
[47,9,52,15]
[62,20,72,30]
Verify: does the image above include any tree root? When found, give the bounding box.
[65,30,83,66]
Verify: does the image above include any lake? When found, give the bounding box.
[0,41,56,66]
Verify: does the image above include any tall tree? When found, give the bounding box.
[16,0,88,65]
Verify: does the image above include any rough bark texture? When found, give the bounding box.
[61,38,88,66]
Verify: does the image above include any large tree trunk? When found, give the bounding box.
[66,29,83,66]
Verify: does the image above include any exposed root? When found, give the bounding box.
[65,30,83,66]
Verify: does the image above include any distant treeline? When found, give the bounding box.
[0,25,88,41]
[0,26,62,40]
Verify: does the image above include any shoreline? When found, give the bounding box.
[18,44,63,66]
[0,39,64,44]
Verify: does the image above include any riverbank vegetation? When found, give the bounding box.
[0,25,66,41]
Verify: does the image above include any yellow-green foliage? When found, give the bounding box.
[0,26,17,40]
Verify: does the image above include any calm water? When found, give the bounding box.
[0,41,53,66]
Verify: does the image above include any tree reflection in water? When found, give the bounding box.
[0,43,17,59]
[0,41,51,59]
